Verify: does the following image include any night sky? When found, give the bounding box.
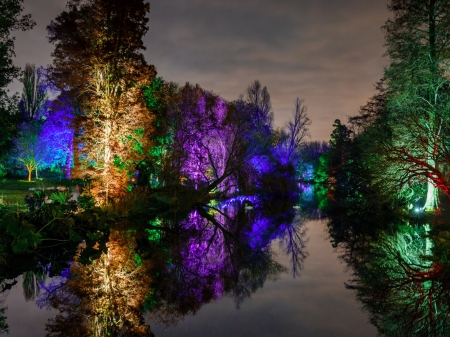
[11,0,390,141]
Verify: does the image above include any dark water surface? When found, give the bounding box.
[2,219,377,337]
[149,219,377,337]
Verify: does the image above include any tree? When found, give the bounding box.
[244,80,274,129]
[0,0,35,158]
[14,122,44,181]
[38,94,75,179]
[143,81,279,198]
[47,0,156,203]
[274,98,311,169]
[0,0,34,90]
[19,64,48,121]
[378,0,450,210]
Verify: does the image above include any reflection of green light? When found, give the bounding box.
[146,229,161,241]
[146,218,162,241]
[133,253,142,266]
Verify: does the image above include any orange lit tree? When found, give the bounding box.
[47,0,156,203]
[44,230,153,336]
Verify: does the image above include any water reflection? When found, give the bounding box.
[328,196,450,337]
[140,196,307,325]
[0,194,309,336]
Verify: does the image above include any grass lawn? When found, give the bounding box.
[0,178,72,210]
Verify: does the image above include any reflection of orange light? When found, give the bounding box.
[180,177,186,183]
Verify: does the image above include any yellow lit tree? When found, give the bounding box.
[47,0,156,203]
[44,230,153,336]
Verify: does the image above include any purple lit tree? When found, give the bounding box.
[38,96,74,178]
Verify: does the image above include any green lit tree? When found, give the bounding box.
[378,0,450,210]
[14,122,43,182]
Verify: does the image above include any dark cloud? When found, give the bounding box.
[11,0,390,140]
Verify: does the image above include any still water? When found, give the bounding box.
[2,219,377,337]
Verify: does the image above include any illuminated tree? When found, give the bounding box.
[144,82,278,197]
[379,0,450,210]
[47,0,156,203]
[38,95,74,178]
[14,122,43,181]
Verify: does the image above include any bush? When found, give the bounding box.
[0,164,6,179]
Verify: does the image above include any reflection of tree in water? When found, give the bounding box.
[347,225,450,337]
[0,279,15,334]
[0,195,308,335]
[22,270,44,301]
[141,196,308,325]
[279,213,308,278]
[330,212,450,336]
[40,231,153,336]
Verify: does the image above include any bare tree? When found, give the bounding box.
[245,80,274,128]
[285,98,311,161]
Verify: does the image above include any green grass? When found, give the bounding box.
[0,178,73,210]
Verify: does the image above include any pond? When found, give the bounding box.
[3,187,446,337]
[148,219,377,337]
[0,204,377,337]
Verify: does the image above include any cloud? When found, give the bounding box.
[11,0,390,141]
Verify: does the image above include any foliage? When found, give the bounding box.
[373,0,450,210]
[0,165,6,180]
[13,122,43,181]
[19,64,48,121]
[38,94,74,178]
[0,0,35,90]
[0,0,35,159]
[0,200,112,258]
[43,230,153,336]
[47,0,157,203]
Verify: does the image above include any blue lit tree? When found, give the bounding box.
[38,96,74,178]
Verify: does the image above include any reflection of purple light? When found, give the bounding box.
[175,212,227,300]
[218,195,256,210]
[165,195,297,307]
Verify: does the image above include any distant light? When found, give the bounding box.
[415,208,421,213]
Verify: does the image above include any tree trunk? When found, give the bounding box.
[424,178,438,211]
